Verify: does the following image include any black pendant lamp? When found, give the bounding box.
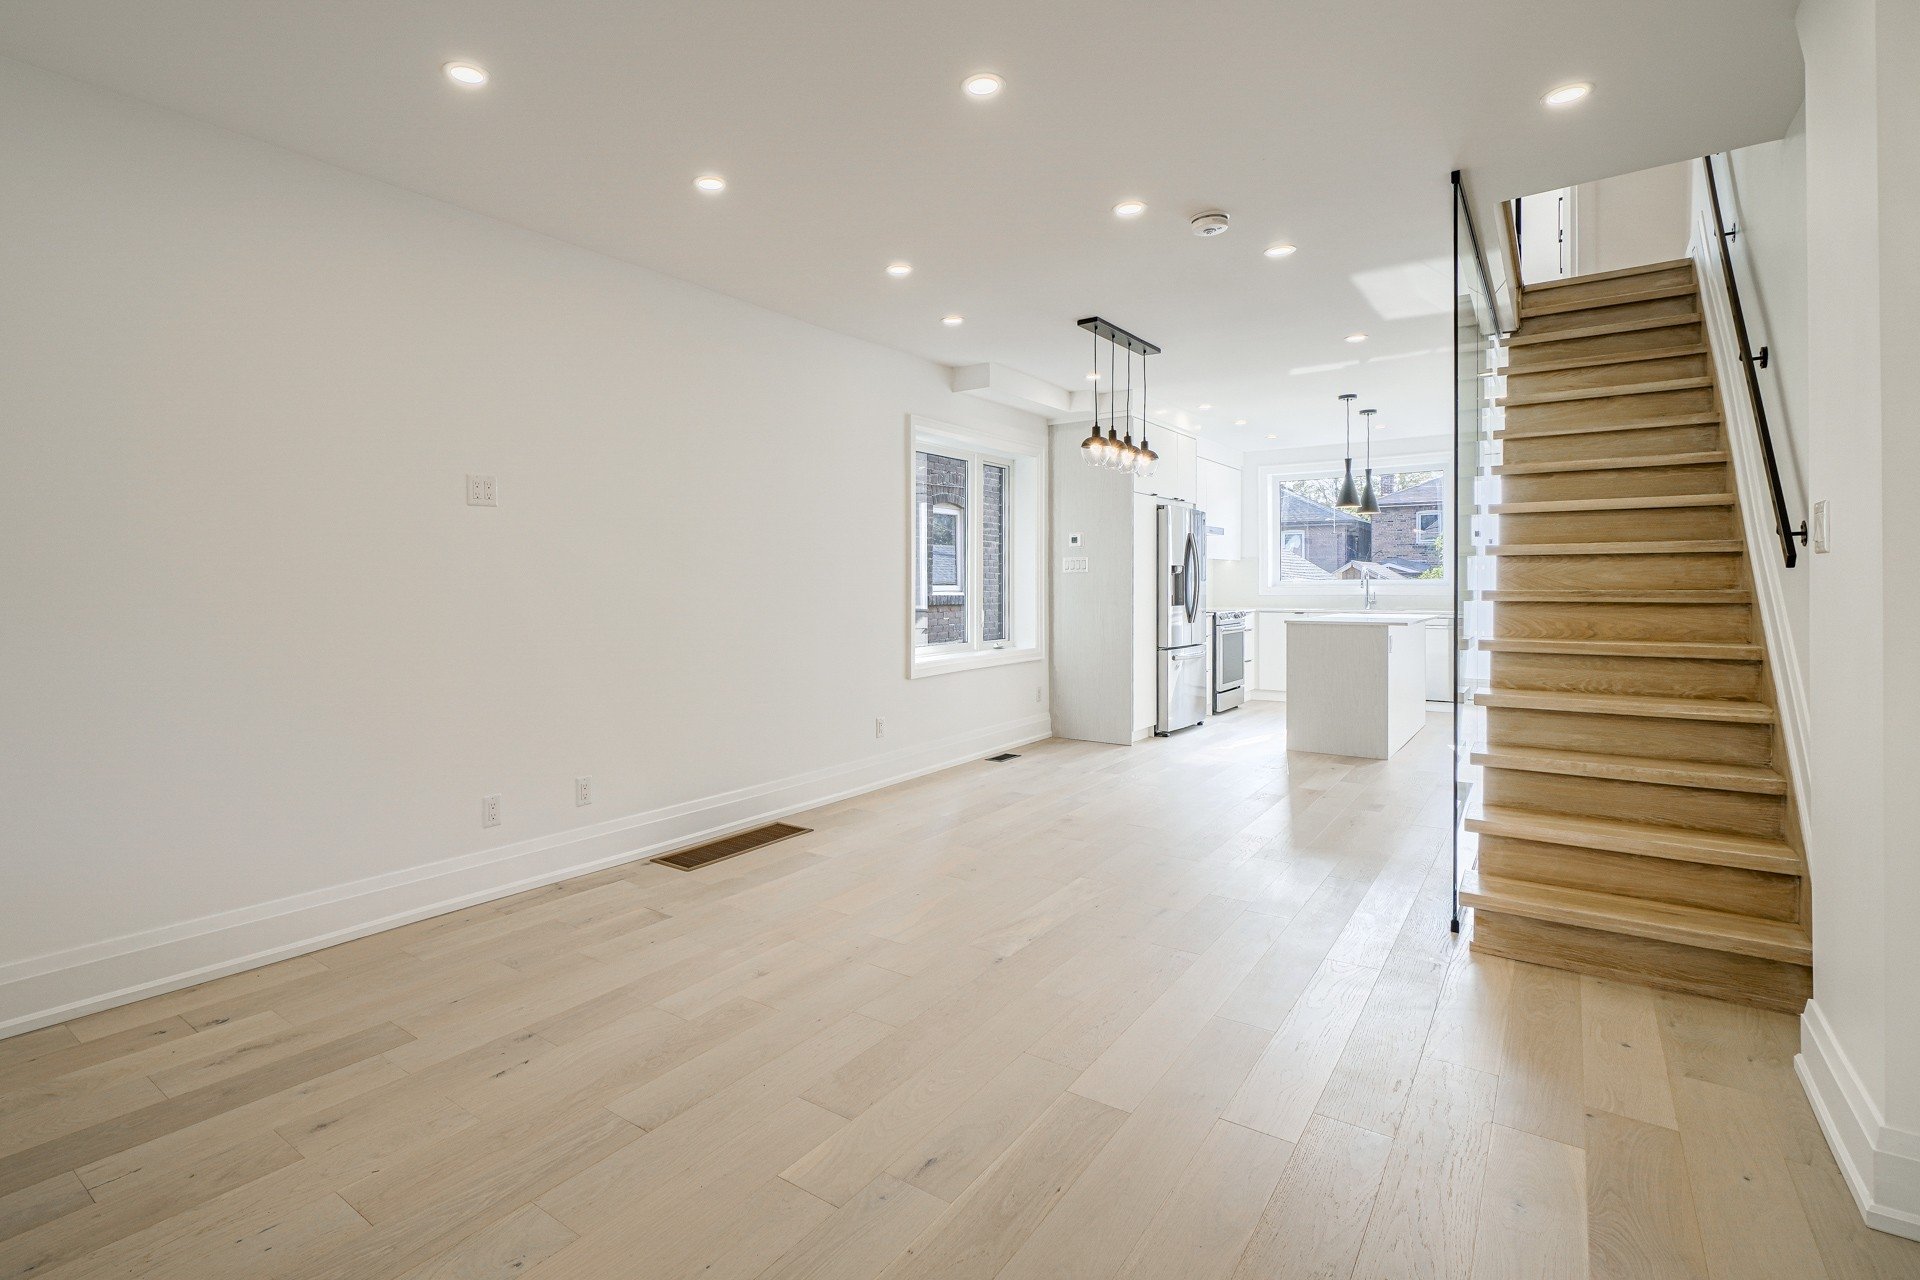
[1335,393,1361,510]
[1134,347,1158,476]
[1079,326,1106,466]
[1357,408,1380,515]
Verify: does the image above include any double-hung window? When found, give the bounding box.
[909,417,1041,675]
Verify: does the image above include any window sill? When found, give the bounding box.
[909,646,1043,679]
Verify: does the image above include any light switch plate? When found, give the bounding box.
[1811,499,1830,553]
[1062,556,1089,573]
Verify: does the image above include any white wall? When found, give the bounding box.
[1791,0,1920,1240]
[1708,120,1812,694]
[1572,160,1694,275]
[0,60,1050,1035]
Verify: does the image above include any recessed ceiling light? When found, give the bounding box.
[962,73,1004,98]
[886,262,913,278]
[693,174,726,193]
[1234,419,1247,426]
[1086,371,1101,380]
[1543,82,1592,107]
[1113,200,1147,218]
[1198,403,1212,411]
[1266,433,1278,440]
[942,314,964,326]
[1345,333,1368,343]
[443,62,489,87]
[1264,243,1297,259]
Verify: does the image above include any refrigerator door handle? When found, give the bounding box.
[1183,534,1200,626]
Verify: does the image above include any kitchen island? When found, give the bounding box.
[1283,613,1436,758]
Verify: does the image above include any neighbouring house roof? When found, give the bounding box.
[1382,556,1434,575]
[1335,559,1415,579]
[1278,490,1367,525]
[1280,550,1334,581]
[1377,476,1444,507]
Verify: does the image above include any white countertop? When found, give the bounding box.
[1284,611,1447,626]
[1209,607,1450,624]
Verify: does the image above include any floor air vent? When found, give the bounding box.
[652,821,810,871]
[986,752,1021,762]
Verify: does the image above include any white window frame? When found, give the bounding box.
[1257,452,1449,596]
[908,417,1044,678]
[1416,509,1443,545]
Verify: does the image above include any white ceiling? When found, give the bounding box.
[0,0,1804,453]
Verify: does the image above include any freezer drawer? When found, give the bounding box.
[1157,644,1207,735]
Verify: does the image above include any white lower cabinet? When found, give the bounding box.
[1424,619,1452,701]
[1251,613,1289,696]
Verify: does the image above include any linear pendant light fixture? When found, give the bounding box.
[1357,408,1380,515]
[1077,316,1161,476]
[1335,393,1361,509]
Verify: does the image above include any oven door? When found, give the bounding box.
[1214,624,1246,693]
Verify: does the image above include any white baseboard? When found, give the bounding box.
[0,714,1052,1040]
[1797,999,1920,1241]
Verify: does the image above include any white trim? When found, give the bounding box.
[0,713,1052,1040]
[907,414,1044,672]
[1689,215,1815,827]
[1798,999,1920,1241]
[910,647,1043,678]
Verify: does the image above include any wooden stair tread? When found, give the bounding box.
[1475,688,1774,722]
[1472,745,1787,794]
[1487,540,1744,557]
[1494,450,1727,476]
[1461,870,1810,964]
[1506,313,1703,347]
[1522,259,1694,291]
[1490,493,1735,514]
[1520,282,1699,318]
[1506,343,1707,375]
[1466,804,1800,875]
[1495,412,1722,440]
[1482,637,1762,660]
[1499,376,1712,408]
[1481,589,1751,604]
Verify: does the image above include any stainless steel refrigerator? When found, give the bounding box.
[1155,502,1209,735]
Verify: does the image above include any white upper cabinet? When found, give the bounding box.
[1136,426,1199,505]
[1196,456,1243,560]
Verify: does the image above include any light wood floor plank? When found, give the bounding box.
[1350,1054,1499,1280]
[0,706,1908,1279]
[1231,1111,1394,1280]
[1117,1118,1295,1280]
[1584,1108,1712,1280]
[1472,1123,1589,1280]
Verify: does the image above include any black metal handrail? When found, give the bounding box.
[1701,154,1807,568]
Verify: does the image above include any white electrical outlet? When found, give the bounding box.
[480,794,502,827]
[1035,686,1043,704]
[466,474,497,506]
[574,776,592,807]
[874,717,886,739]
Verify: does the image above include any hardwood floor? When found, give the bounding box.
[2,701,1914,1278]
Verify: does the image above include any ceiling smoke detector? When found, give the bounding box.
[1190,211,1231,236]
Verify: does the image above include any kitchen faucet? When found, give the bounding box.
[1361,566,1379,611]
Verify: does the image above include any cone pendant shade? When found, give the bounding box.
[1357,408,1380,514]
[1335,393,1361,510]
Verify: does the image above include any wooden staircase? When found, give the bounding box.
[1461,257,1811,1013]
